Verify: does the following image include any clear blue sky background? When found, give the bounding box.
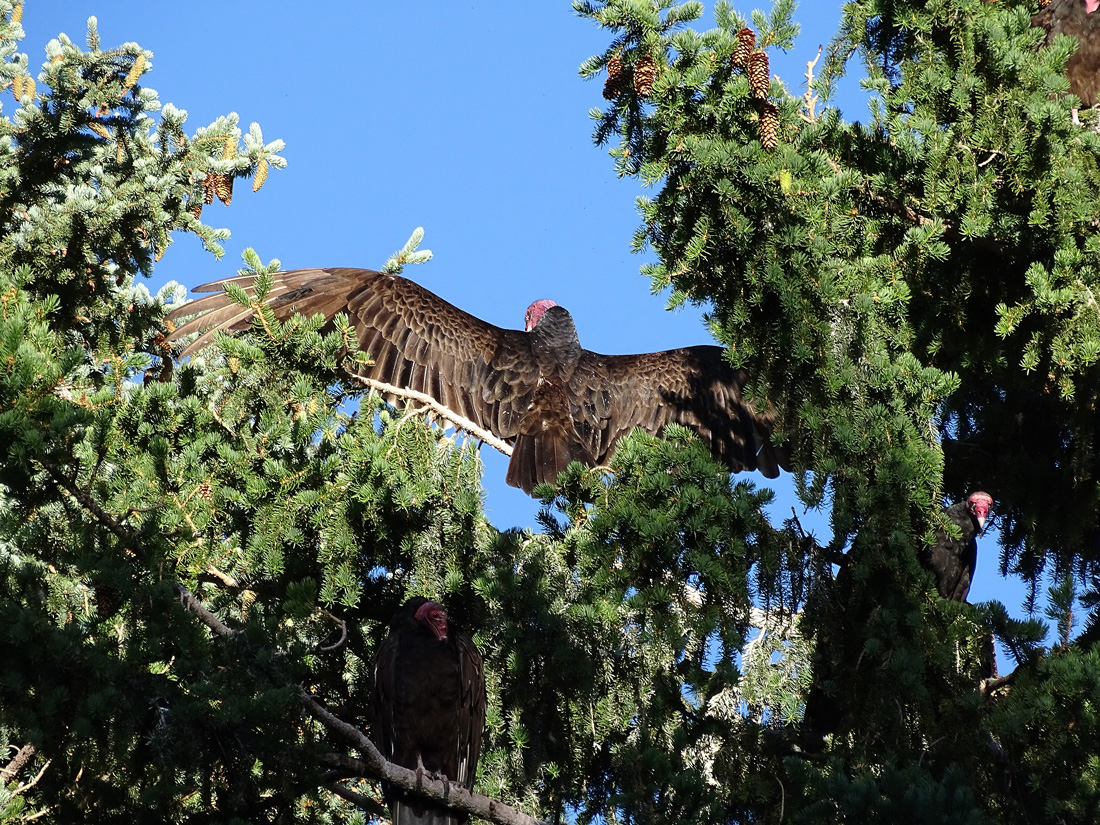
[18,2,1044,644]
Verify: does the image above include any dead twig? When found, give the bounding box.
[355,376,513,457]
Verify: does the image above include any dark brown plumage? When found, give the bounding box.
[165,268,788,494]
[922,492,993,602]
[370,598,486,825]
[1033,0,1100,113]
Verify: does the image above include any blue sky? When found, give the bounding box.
[18,2,1043,638]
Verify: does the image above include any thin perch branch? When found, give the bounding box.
[355,375,514,456]
[300,689,549,825]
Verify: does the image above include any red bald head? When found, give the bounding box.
[525,299,558,332]
[1089,0,1099,13]
[967,492,993,530]
[414,599,449,641]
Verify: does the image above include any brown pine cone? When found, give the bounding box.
[634,53,658,98]
[603,51,630,99]
[759,101,780,149]
[731,27,755,69]
[748,50,770,99]
[213,174,233,205]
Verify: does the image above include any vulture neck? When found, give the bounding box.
[530,306,583,361]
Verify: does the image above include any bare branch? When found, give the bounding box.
[355,376,514,457]
[202,565,240,588]
[13,757,51,797]
[801,45,822,123]
[0,743,36,783]
[324,781,385,816]
[300,689,549,825]
[979,671,1017,698]
[173,582,236,638]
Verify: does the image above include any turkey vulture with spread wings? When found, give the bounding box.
[920,492,993,602]
[1033,0,1100,116]
[166,268,788,494]
[371,597,486,825]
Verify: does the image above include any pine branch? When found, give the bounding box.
[300,690,549,825]
[0,743,36,783]
[979,669,1019,699]
[858,187,1006,255]
[323,780,386,817]
[173,582,236,637]
[356,376,514,456]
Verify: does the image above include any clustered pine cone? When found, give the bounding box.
[213,174,233,205]
[731,27,755,69]
[633,53,658,98]
[603,51,630,99]
[201,173,233,206]
[747,50,770,99]
[759,101,779,149]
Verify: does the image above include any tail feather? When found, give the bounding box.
[391,798,465,825]
[505,426,594,494]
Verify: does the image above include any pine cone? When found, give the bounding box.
[252,158,269,192]
[213,174,233,205]
[93,581,122,620]
[759,101,780,149]
[747,50,770,99]
[203,175,216,205]
[603,51,630,99]
[731,27,755,69]
[123,53,146,94]
[634,53,658,98]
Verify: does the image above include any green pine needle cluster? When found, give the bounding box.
[5,1,1100,824]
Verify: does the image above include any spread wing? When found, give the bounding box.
[166,267,539,439]
[590,346,788,478]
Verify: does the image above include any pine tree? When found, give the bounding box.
[4,1,1100,824]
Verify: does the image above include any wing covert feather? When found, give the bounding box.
[595,346,785,477]
[167,267,538,437]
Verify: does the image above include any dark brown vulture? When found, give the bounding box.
[370,597,486,825]
[1033,0,1100,120]
[921,491,993,602]
[165,268,788,494]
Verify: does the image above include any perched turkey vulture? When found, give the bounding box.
[371,597,486,825]
[165,268,788,494]
[1032,0,1100,119]
[921,491,993,602]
